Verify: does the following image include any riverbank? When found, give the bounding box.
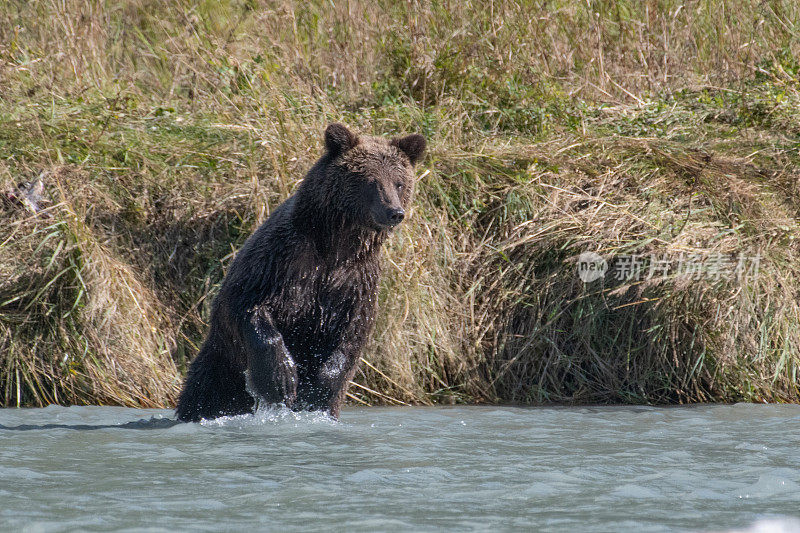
[2,0,799,407]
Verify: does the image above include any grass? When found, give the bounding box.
[1,0,799,408]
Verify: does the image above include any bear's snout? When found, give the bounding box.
[387,207,405,226]
[372,205,405,228]
[367,181,407,228]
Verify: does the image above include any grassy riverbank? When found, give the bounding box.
[2,0,799,408]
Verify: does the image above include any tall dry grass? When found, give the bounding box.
[1,0,799,407]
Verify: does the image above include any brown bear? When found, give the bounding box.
[175,124,426,422]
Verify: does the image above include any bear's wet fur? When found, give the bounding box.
[175,124,425,422]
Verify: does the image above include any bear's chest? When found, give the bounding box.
[272,257,378,353]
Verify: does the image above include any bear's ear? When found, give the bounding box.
[391,134,426,166]
[324,123,358,157]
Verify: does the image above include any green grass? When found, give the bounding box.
[1,0,799,408]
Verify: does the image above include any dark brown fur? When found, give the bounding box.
[175,124,425,422]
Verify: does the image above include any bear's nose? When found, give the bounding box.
[387,208,405,225]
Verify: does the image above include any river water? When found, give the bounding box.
[1,404,799,532]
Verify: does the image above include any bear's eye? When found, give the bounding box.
[395,182,404,191]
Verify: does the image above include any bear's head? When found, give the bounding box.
[312,123,426,232]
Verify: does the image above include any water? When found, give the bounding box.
[1,404,799,532]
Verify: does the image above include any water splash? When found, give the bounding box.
[199,403,337,428]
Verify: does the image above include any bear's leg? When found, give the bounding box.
[323,352,360,418]
[242,307,299,408]
[176,336,253,422]
[294,349,357,417]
